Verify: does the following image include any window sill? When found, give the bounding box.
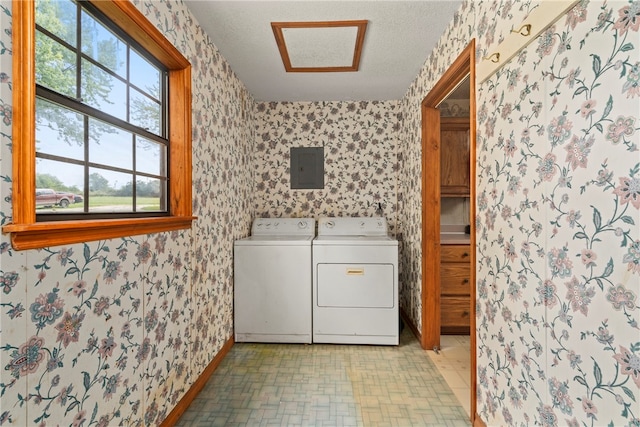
[3,216,196,250]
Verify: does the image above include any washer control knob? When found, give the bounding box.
[298,221,308,229]
[326,221,335,228]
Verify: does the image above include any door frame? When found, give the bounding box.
[420,39,478,422]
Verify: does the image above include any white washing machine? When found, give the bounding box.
[234,218,315,343]
[312,217,399,345]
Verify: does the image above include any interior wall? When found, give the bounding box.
[397,0,475,335]
[400,0,638,425]
[440,99,470,117]
[0,1,255,425]
[253,101,400,233]
[441,197,470,225]
[400,1,640,426]
[474,1,639,424]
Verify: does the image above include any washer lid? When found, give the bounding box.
[235,235,314,246]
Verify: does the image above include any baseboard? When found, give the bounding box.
[400,307,421,343]
[160,336,235,426]
[473,412,487,427]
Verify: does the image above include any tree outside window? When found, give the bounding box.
[34,0,167,219]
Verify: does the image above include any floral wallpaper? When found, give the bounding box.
[253,101,400,234]
[401,0,639,425]
[473,0,640,425]
[0,0,254,425]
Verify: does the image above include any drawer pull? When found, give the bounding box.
[461,252,469,258]
[463,278,469,284]
[346,268,364,276]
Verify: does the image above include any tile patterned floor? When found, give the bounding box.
[425,336,471,417]
[176,329,471,426]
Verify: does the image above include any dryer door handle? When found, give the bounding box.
[346,268,365,276]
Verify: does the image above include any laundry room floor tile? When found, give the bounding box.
[176,328,470,426]
[425,335,472,417]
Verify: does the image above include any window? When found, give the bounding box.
[35,0,168,219]
[5,0,195,250]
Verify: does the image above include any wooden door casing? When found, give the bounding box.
[420,39,479,425]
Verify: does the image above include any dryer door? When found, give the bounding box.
[316,263,395,308]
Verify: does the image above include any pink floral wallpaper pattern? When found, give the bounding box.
[399,0,639,425]
[473,1,639,425]
[0,0,255,425]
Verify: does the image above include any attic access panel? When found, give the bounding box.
[290,147,324,189]
[271,20,368,72]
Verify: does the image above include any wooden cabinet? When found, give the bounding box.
[440,244,471,334]
[439,117,471,334]
[440,117,470,196]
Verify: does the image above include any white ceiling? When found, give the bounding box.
[184,1,463,102]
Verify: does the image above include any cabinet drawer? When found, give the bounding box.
[441,296,471,327]
[441,264,470,295]
[440,245,471,262]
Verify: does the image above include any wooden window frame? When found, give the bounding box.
[4,0,195,250]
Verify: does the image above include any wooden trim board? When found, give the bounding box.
[271,20,367,72]
[160,337,235,426]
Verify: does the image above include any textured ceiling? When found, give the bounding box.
[184,1,463,102]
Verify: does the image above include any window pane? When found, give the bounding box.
[136,177,164,212]
[130,88,161,135]
[81,58,126,120]
[88,119,133,170]
[29,0,174,224]
[35,158,84,214]
[88,168,133,213]
[81,9,127,78]
[35,98,85,161]
[130,49,160,99]
[35,31,77,98]
[36,0,76,47]
[136,137,165,176]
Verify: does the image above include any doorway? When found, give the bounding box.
[420,40,477,423]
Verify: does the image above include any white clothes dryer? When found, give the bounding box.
[312,217,399,345]
[234,218,315,343]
